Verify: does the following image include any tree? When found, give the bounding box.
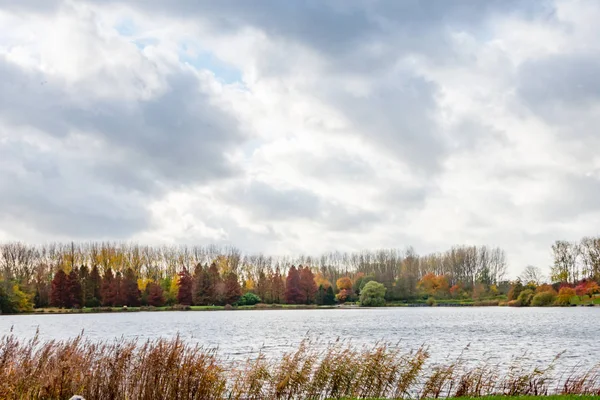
[101,268,116,307]
[207,263,222,304]
[66,269,83,308]
[224,271,242,305]
[50,269,68,308]
[192,264,211,305]
[556,286,576,306]
[324,286,336,305]
[87,265,102,307]
[113,271,123,306]
[237,292,261,306]
[335,276,354,303]
[299,267,317,304]
[551,241,580,283]
[519,266,544,285]
[121,268,141,307]
[285,266,302,304]
[417,273,449,298]
[360,281,387,307]
[271,267,285,304]
[177,269,193,305]
[146,281,165,307]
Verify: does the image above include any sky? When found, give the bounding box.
[1,1,599,277]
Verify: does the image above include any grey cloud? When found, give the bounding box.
[518,54,600,120]
[0,140,149,238]
[0,58,245,193]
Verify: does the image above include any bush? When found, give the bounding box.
[426,297,436,307]
[224,304,233,310]
[237,292,261,306]
[359,281,386,307]
[531,291,556,307]
[507,299,522,307]
[517,289,534,306]
[556,287,577,306]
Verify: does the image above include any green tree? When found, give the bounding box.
[237,292,261,306]
[360,281,386,307]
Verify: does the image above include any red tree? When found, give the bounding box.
[121,268,140,306]
[101,268,116,306]
[66,269,83,308]
[285,266,302,304]
[299,267,317,304]
[50,269,68,308]
[146,281,165,307]
[177,269,193,305]
[224,272,242,305]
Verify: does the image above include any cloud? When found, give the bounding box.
[1,0,600,276]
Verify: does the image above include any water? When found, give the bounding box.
[1,307,599,370]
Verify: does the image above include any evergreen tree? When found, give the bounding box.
[177,268,193,305]
[256,270,269,303]
[50,269,68,308]
[113,271,123,306]
[66,269,83,308]
[325,286,336,305]
[285,265,302,304]
[88,265,102,307]
[224,272,242,305]
[315,285,326,305]
[299,266,317,304]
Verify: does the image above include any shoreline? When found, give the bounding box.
[2,302,599,316]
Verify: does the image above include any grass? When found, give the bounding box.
[1,333,600,400]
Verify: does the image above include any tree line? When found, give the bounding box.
[1,238,599,312]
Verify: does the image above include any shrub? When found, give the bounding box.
[531,291,556,307]
[224,304,233,310]
[507,300,521,307]
[359,281,387,307]
[426,297,436,307]
[556,287,577,306]
[237,292,261,306]
[517,289,534,306]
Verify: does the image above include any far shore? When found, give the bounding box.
[2,301,599,316]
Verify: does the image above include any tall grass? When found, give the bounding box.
[1,332,599,399]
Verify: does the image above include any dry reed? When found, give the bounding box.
[0,331,599,400]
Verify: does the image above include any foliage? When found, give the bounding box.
[237,292,261,306]
[556,287,577,306]
[177,269,193,306]
[359,281,386,307]
[417,273,450,298]
[285,266,303,304]
[517,289,535,307]
[531,291,557,307]
[426,297,436,306]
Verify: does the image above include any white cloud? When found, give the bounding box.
[1,1,600,277]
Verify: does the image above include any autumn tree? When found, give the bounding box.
[207,263,222,305]
[335,276,354,303]
[121,268,141,307]
[192,263,211,306]
[66,269,83,308]
[224,271,242,305]
[101,268,116,307]
[417,273,450,298]
[285,266,302,304]
[177,268,193,305]
[271,267,285,304]
[146,281,165,307]
[50,269,68,308]
[299,266,317,304]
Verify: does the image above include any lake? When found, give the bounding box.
[1,307,599,370]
